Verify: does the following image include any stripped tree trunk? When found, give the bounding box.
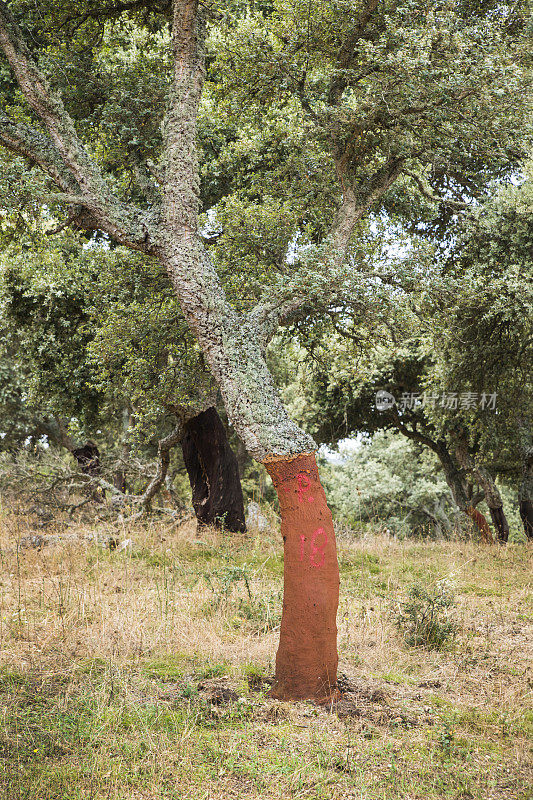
[464,506,494,542]
[266,454,339,701]
[181,407,246,533]
[436,443,495,543]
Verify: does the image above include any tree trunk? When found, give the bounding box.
[159,0,338,700]
[488,506,510,543]
[265,453,339,703]
[390,419,495,542]
[454,439,508,543]
[434,441,494,542]
[518,444,533,540]
[517,419,533,539]
[465,505,494,543]
[181,407,246,533]
[519,500,533,539]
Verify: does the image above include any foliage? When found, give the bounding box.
[321,431,456,538]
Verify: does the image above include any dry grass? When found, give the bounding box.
[0,509,531,799]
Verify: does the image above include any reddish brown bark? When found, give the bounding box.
[465,506,494,543]
[264,453,340,703]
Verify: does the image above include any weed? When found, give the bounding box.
[395,580,457,650]
[438,722,454,758]
[242,662,267,690]
[204,564,252,609]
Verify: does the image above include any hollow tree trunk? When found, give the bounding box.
[265,453,339,702]
[181,407,246,533]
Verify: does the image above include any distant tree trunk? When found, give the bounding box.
[519,498,533,539]
[441,453,494,543]
[518,419,533,539]
[113,409,131,493]
[454,438,508,543]
[464,505,494,542]
[425,438,494,542]
[70,441,103,502]
[181,407,246,533]
[488,506,510,542]
[390,414,495,542]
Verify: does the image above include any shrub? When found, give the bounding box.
[395,580,457,650]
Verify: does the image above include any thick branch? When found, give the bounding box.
[161,1,232,351]
[330,157,405,255]
[249,157,404,339]
[327,0,379,106]
[0,114,80,193]
[0,3,109,198]
[0,2,159,252]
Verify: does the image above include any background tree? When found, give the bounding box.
[0,223,246,529]
[0,0,530,700]
[322,431,458,538]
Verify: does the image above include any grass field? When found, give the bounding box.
[0,511,531,800]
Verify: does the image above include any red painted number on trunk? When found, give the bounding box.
[310,527,327,568]
[298,528,328,568]
[297,473,314,503]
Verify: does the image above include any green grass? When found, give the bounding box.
[0,518,531,799]
[2,673,530,800]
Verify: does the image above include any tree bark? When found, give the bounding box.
[265,453,339,702]
[488,506,510,543]
[390,416,495,542]
[181,407,246,533]
[518,444,533,540]
[454,438,507,542]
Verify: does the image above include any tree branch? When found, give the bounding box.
[136,424,183,509]
[249,156,404,340]
[0,114,80,193]
[327,0,379,106]
[402,169,471,210]
[0,1,159,253]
